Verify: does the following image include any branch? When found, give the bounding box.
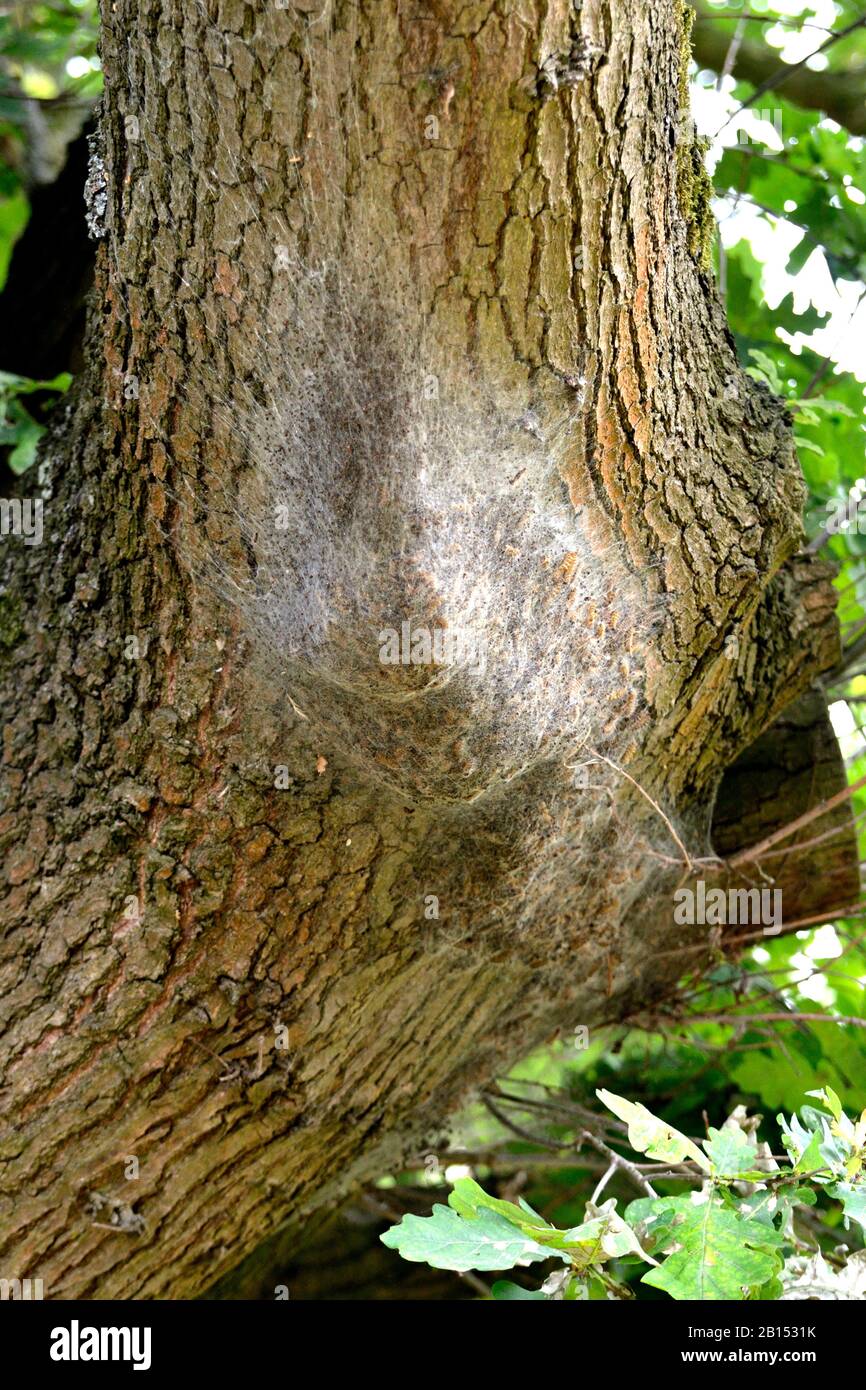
[750,805,866,861]
[480,1091,567,1151]
[588,749,696,871]
[655,902,866,960]
[726,772,866,868]
[673,1010,866,1031]
[580,1130,658,1198]
[692,2,866,136]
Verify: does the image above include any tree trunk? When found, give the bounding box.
[0,0,857,1299]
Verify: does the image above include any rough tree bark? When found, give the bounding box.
[0,0,858,1299]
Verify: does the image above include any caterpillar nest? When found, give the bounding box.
[202,258,657,806]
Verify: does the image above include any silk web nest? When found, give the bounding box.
[199,251,659,808]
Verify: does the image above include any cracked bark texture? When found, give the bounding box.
[0,0,858,1298]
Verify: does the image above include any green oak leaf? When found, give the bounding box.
[448,1177,551,1231]
[448,1177,585,1252]
[491,1281,547,1300]
[779,1110,841,1175]
[597,1089,711,1171]
[560,1199,657,1266]
[750,1276,784,1301]
[449,1178,652,1263]
[829,1182,866,1233]
[794,434,823,456]
[624,1196,683,1259]
[380,1201,552,1272]
[737,1183,815,1234]
[703,1126,759,1178]
[795,1127,826,1175]
[638,1196,783,1301]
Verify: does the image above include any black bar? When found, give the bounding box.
[1,1295,854,1376]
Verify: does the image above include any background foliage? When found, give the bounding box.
[0,0,98,466]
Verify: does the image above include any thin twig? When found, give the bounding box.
[718,16,747,88]
[751,805,866,860]
[591,1161,618,1204]
[727,774,866,868]
[712,12,866,139]
[458,1270,492,1297]
[802,285,866,403]
[580,1130,658,1198]
[698,11,831,30]
[480,1092,566,1150]
[589,748,694,871]
[655,902,866,959]
[676,1010,866,1031]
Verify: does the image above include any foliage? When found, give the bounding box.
[382,1089,866,1300]
[701,25,866,722]
[0,369,71,473]
[0,0,100,285]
